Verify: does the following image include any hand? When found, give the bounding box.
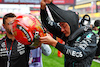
[45,0,53,4]
[40,0,53,9]
[40,33,58,47]
[40,0,46,9]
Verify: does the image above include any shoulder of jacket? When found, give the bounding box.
[68,26,92,41]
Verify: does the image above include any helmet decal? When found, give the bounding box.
[12,14,45,46]
[16,25,31,42]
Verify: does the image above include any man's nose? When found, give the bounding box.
[61,28,64,32]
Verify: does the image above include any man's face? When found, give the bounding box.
[3,17,16,35]
[93,27,98,31]
[59,22,70,37]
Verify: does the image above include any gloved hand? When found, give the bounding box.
[41,43,51,56]
[40,0,53,9]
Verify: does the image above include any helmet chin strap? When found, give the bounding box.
[30,31,40,49]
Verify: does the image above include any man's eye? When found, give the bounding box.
[63,26,66,28]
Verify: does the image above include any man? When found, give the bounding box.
[0,13,51,67]
[93,20,100,61]
[0,13,30,67]
[40,0,97,67]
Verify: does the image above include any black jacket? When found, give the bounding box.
[0,36,30,67]
[40,5,97,67]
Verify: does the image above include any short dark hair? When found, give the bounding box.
[94,20,100,27]
[3,13,16,24]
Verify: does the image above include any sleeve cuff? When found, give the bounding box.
[55,42,65,52]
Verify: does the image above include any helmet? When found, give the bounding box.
[12,14,46,47]
[80,14,91,26]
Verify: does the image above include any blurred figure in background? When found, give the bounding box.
[93,20,100,61]
[29,47,43,67]
[1,25,5,35]
[29,43,51,67]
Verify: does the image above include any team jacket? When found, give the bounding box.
[40,9,97,67]
[0,36,30,67]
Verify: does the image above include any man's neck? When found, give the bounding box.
[6,33,15,41]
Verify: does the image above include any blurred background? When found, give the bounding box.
[0,0,100,32]
[0,0,100,27]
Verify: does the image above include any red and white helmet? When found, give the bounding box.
[12,14,46,47]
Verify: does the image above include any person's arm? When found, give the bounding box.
[40,1,64,39]
[40,33,58,47]
[56,32,97,61]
